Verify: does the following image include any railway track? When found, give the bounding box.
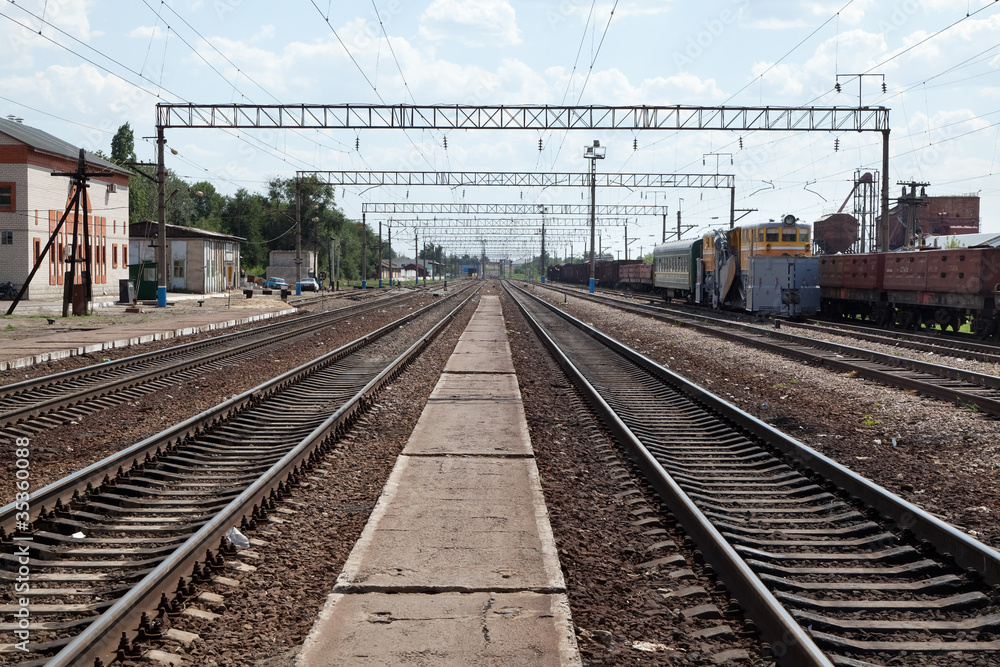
[506,280,1000,666]
[796,317,1000,364]
[536,282,1000,416]
[0,282,479,666]
[550,281,1000,365]
[0,289,432,440]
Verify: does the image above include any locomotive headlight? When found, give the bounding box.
[782,214,797,226]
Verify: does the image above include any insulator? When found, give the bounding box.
[834,138,840,152]
[354,137,359,151]
[882,81,887,93]
[739,136,743,149]
[443,136,447,150]
[632,138,637,151]
[538,138,543,151]
[835,82,841,93]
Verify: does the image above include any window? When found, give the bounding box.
[800,229,810,243]
[122,245,128,266]
[782,228,797,242]
[0,183,13,212]
[173,259,185,279]
[112,244,118,268]
[34,238,40,264]
[1,231,12,245]
[765,228,779,243]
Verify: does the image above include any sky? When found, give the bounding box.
[2,0,1000,260]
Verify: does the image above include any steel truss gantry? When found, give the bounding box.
[151,103,892,307]
[299,171,734,189]
[362,203,668,216]
[375,217,631,228]
[157,104,888,132]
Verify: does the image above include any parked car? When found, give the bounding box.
[299,278,320,292]
[262,277,288,289]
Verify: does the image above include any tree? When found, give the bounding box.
[111,123,135,164]
[108,123,155,225]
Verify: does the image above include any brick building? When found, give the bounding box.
[0,117,131,300]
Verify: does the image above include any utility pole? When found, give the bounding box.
[156,126,167,308]
[378,220,383,288]
[330,236,337,292]
[415,228,419,285]
[361,212,367,289]
[584,140,605,293]
[388,225,393,286]
[295,181,302,292]
[540,221,546,284]
[677,198,683,242]
[624,222,628,261]
[8,149,112,316]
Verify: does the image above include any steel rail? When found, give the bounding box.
[0,291,420,429]
[42,283,480,666]
[507,280,1000,661]
[0,285,474,537]
[504,282,832,667]
[539,283,1000,414]
[798,317,1000,362]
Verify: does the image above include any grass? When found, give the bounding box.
[861,412,880,427]
[773,379,800,389]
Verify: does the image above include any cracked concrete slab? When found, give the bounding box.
[297,592,581,666]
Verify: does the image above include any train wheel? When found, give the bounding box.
[933,308,951,330]
[874,305,894,328]
[972,317,996,340]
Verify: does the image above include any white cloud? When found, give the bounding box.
[419,0,522,47]
[745,18,810,30]
[129,25,167,40]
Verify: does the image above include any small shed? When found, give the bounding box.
[129,222,243,293]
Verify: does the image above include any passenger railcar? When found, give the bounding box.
[653,238,702,301]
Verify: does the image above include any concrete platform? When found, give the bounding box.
[0,300,295,372]
[298,296,581,666]
[299,592,578,666]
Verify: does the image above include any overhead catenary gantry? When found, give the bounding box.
[304,170,734,232]
[361,203,668,216]
[298,171,734,189]
[154,103,892,305]
[156,104,888,132]
[371,217,633,228]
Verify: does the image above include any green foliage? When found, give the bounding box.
[111,123,136,164]
[102,133,374,283]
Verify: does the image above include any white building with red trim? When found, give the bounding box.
[0,117,131,301]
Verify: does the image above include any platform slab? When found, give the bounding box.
[444,338,516,373]
[407,374,530,457]
[297,592,581,667]
[334,455,563,593]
